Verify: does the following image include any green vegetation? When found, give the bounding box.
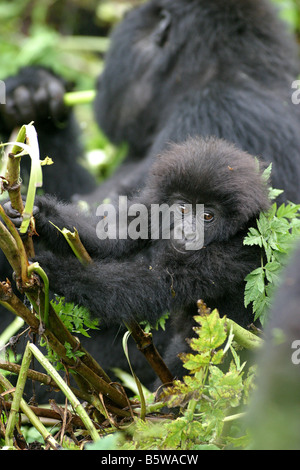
[0,131,298,448]
[244,166,300,326]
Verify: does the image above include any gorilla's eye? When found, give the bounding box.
[203,211,214,223]
[154,9,171,47]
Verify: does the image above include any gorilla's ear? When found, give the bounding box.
[153,9,172,47]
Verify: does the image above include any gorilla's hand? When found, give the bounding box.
[1,67,70,130]
[2,199,39,230]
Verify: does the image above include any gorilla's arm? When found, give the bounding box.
[35,235,257,327]
[4,195,145,259]
[34,196,100,256]
[35,251,172,326]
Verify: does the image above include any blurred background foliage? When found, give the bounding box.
[0,0,146,177]
[0,0,299,176]
[0,0,299,83]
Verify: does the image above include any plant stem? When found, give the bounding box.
[123,331,146,420]
[4,124,36,258]
[0,206,30,285]
[225,319,263,349]
[5,342,32,447]
[49,223,92,266]
[0,219,21,278]
[27,263,50,326]
[0,316,24,347]
[28,343,100,442]
[64,90,96,106]
[5,153,23,213]
[125,319,174,385]
[0,371,61,450]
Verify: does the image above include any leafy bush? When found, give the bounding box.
[93,307,257,451]
[244,166,300,325]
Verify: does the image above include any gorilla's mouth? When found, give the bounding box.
[170,226,203,253]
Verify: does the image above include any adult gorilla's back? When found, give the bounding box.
[92,0,300,204]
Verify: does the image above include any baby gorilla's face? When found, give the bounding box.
[145,136,270,251]
[165,201,219,253]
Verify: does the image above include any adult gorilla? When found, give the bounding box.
[1,0,300,205]
[92,0,300,204]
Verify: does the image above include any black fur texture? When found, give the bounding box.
[92,0,300,203]
[1,0,300,389]
[1,0,299,206]
[12,137,270,379]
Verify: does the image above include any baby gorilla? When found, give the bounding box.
[5,137,270,379]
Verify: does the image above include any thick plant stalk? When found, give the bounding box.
[27,262,50,326]
[225,319,263,350]
[0,372,61,450]
[64,90,96,106]
[125,319,174,385]
[50,224,92,266]
[4,124,37,258]
[5,342,33,447]
[28,343,101,442]
[0,219,21,279]
[0,207,31,286]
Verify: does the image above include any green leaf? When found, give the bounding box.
[243,187,300,324]
[243,227,263,247]
[191,310,227,352]
[264,261,282,284]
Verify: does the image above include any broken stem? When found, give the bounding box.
[50,223,92,266]
[4,124,35,258]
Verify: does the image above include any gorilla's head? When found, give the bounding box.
[95,0,297,155]
[144,136,271,249]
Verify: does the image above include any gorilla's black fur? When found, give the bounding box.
[1,0,300,390]
[92,0,300,203]
[5,137,270,379]
[1,0,300,205]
